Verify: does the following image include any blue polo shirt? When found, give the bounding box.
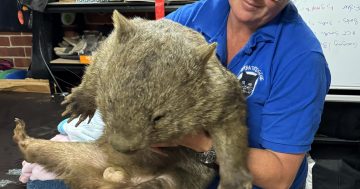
[166,0,331,188]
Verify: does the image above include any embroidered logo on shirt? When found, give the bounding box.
[238,71,258,97]
[237,66,264,97]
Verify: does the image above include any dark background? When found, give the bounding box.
[0,0,31,32]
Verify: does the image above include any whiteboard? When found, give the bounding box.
[292,0,360,89]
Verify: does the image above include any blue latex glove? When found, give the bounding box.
[57,110,104,142]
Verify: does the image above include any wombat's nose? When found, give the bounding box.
[109,134,145,153]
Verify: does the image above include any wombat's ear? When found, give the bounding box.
[196,42,217,64]
[112,10,135,34]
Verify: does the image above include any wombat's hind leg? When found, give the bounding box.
[13,118,29,146]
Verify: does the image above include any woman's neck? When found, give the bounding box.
[226,11,256,65]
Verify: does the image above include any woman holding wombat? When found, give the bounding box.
[164,0,330,188]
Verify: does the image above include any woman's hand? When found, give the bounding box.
[151,130,213,155]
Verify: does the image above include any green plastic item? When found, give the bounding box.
[0,69,17,79]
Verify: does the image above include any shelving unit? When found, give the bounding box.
[29,1,190,94]
[45,2,185,13]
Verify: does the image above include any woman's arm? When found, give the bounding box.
[248,148,304,189]
[157,132,305,189]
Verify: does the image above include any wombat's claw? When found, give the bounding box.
[65,111,94,127]
[61,102,82,123]
[66,114,78,123]
[13,118,28,143]
[61,100,78,117]
[61,95,95,127]
[77,112,93,126]
[60,98,71,109]
[60,95,77,114]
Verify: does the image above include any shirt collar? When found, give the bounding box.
[254,2,300,41]
[191,1,299,44]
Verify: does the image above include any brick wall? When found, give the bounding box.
[0,32,32,68]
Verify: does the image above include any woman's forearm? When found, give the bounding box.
[248,148,304,189]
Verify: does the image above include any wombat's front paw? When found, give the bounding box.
[218,169,252,189]
[103,167,128,183]
[242,181,252,189]
[239,169,252,189]
[61,88,96,126]
[218,181,252,189]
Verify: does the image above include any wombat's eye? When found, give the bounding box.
[153,115,163,123]
[151,114,165,125]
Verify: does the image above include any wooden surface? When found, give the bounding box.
[50,58,82,64]
[0,79,50,94]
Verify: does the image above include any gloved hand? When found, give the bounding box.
[57,110,104,142]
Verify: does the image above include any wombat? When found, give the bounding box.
[13,10,251,189]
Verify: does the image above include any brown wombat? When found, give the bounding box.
[13,10,251,189]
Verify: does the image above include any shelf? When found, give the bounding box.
[330,85,360,91]
[314,135,360,145]
[49,62,86,72]
[45,1,191,13]
[50,58,83,64]
[325,94,360,103]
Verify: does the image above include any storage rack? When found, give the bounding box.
[30,1,190,94]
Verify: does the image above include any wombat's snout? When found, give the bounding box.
[109,134,146,153]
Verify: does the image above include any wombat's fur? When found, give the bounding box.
[14,11,251,189]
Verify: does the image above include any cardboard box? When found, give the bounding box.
[0,79,50,94]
